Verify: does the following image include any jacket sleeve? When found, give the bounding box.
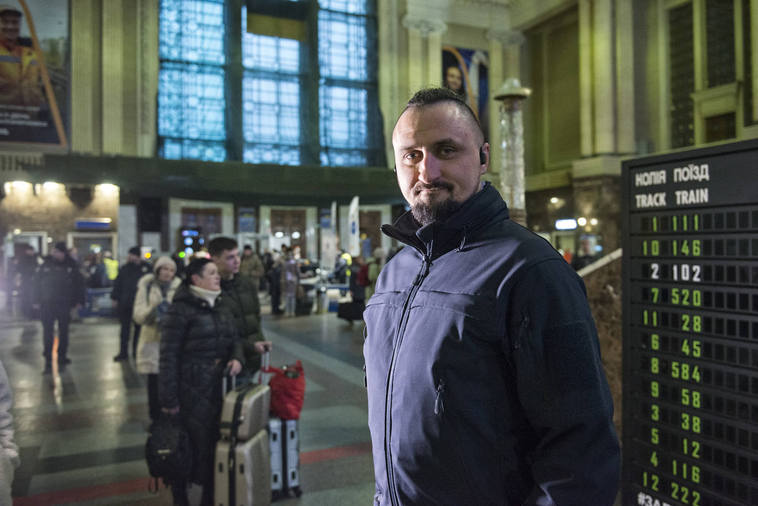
[158,302,188,409]
[506,258,620,505]
[132,277,158,325]
[110,268,122,302]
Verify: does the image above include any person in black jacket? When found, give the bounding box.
[159,258,244,506]
[363,88,620,505]
[33,242,84,374]
[208,237,271,381]
[110,246,151,361]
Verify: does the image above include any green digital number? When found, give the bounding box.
[644,309,658,327]
[651,380,659,398]
[651,403,660,421]
[643,240,660,256]
[650,287,660,303]
[643,471,660,491]
[681,388,701,408]
[650,450,659,467]
[651,334,660,350]
[651,357,659,374]
[682,437,701,458]
[681,413,701,433]
[651,426,659,444]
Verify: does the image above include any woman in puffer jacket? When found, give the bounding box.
[159,258,244,506]
[132,256,181,423]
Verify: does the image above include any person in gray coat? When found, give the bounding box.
[363,88,619,505]
[0,358,19,506]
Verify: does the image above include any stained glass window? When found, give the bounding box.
[242,7,304,165]
[159,0,382,167]
[158,0,226,161]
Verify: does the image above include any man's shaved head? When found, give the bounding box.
[398,87,485,145]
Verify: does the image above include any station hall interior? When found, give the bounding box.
[1,0,758,504]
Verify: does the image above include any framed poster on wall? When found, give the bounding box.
[0,0,68,147]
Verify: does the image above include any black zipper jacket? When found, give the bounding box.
[363,183,619,505]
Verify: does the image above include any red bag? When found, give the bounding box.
[263,360,305,420]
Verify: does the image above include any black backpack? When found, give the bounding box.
[145,416,193,487]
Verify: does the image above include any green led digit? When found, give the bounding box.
[650,450,659,467]
[681,413,690,430]
[693,315,701,332]
[692,490,701,506]
[691,366,701,383]
[682,438,701,458]
[681,339,690,355]
[680,240,689,256]
[651,426,659,444]
[692,391,701,407]
[681,314,690,331]
[692,239,701,256]
[651,287,659,303]
[651,357,659,374]
[681,363,690,380]
[693,214,699,231]
[673,216,678,231]
[692,290,701,306]
[651,334,660,350]
[692,340,701,357]
[691,465,700,483]
[651,403,660,421]
[671,288,680,305]
[673,239,678,256]
[682,215,688,231]
[671,482,679,500]
[692,416,701,433]
[681,388,690,406]
[652,216,658,232]
[672,361,680,378]
[651,380,659,398]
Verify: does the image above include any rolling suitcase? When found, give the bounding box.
[269,418,302,500]
[214,430,271,506]
[220,382,270,440]
[215,371,272,506]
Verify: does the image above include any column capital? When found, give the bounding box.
[486,28,524,47]
[402,16,447,37]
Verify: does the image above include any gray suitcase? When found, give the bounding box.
[214,429,271,506]
[269,418,302,500]
[220,382,270,440]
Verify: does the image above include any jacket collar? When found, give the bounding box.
[381,182,510,259]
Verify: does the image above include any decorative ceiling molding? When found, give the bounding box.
[486,28,525,46]
[401,15,447,36]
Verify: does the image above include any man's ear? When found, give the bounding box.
[479,143,490,174]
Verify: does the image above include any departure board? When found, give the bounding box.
[621,139,758,506]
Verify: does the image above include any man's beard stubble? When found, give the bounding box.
[410,181,461,226]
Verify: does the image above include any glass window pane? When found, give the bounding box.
[319,10,368,80]
[320,0,368,15]
[159,0,225,65]
[242,7,301,73]
[243,75,301,144]
[159,62,226,141]
[244,144,301,165]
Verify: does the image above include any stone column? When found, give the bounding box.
[402,17,446,92]
[752,0,758,122]
[486,29,524,190]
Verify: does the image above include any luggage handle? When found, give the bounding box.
[259,346,271,385]
[222,368,236,395]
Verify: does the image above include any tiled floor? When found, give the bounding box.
[1,304,375,505]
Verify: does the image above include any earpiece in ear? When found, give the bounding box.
[479,147,486,165]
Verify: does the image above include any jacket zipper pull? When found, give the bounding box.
[434,379,445,415]
[413,257,430,286]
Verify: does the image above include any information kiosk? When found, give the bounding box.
[621,139,758,506]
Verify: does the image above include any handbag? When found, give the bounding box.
[263,359,305,420]
[145,415,193,486]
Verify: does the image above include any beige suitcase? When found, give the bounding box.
[220,382,270,440]
[214,429,271,506]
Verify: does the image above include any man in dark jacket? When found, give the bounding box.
[362,88,620,505]
[209,237,271,378]
[33,242,84,374]
[110,246,150,361]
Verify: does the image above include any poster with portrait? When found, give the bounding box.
[0,0,68,147]
[442,46,489,141]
